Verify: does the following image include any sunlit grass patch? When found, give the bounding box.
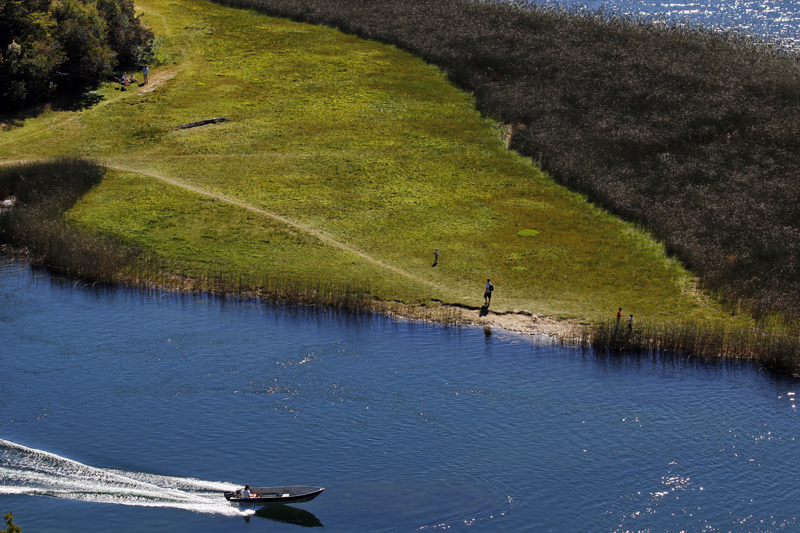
[67,168,431,301]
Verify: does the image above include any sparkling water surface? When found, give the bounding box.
[1,256,799,531]
[532,0,800,49]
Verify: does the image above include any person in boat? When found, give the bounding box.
[241,485,257,498]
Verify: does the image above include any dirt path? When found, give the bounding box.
[138,69,180,94]
[102,160,449,294]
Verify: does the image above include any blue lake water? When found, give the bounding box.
[531,0,800,49]
[1,255,799,531]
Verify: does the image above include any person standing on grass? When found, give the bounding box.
[143,65,149,85]
[628,314,633,332]
[616,307,622,329]
[484,278,494,306]
[434,248,440,266]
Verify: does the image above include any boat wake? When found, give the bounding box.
[0,439,250,517]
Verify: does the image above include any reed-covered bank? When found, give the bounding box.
[206,0,800,322]
[560,319,800,375]
[0,158,139,281]
[4,159,799,373]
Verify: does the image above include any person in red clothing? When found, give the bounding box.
[616,308,622,329]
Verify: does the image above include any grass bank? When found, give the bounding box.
[0,159,467,323]
[0,158,138,281]
[203,0,800,323]
[0,0,728,326]
[8,159,800,374]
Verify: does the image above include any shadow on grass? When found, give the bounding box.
[0,90,106,129]
[52,90,106,112]
[0,103,52,130]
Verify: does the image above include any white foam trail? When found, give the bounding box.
[0,439,251,516]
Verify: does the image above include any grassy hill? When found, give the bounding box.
[0,0,737,324]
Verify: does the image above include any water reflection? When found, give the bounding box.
[249,505,323,527]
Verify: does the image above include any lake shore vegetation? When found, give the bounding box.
[2,0,800,373]
[561,318,800,376]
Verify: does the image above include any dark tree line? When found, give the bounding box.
[0,0,154,110]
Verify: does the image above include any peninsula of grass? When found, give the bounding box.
[206,0,800,323]
[1,0,776,343]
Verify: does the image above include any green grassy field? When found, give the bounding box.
[0,0,738,323]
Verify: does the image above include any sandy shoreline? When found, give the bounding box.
[455,306,576,339]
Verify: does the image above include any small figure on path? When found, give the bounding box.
[616,307,622,329]
[628,314,633,332]
[484,278,494,306]
[433,248,440,266]
[143,65,149,85]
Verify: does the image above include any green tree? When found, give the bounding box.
[96,0,154,68]
[0,0,63,108]
[0,0,154,110]
[1,512,21,533]
[52,0,115,92]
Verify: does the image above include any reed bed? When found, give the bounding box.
[114,264,467,326]
[559,319,800,375]
[1,158,138,280]
[206,0,800,322]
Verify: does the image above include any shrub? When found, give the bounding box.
[96,0,155,68]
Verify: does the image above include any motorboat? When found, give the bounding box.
[224,486,324,505]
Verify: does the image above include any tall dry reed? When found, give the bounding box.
[559,319,800,375]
